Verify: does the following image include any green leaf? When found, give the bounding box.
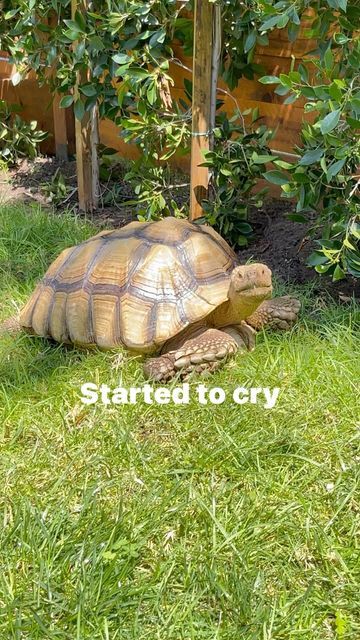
[263,170,290,185]
[244,31,256,53]
[79,84,98,97]
[146,83,157,105]
[350,98,360,115]
[74,9,87,32]
[149,28,166,48]
[237,222,252,234]
[288,71,301,83]
[74,98,85,121]
[277,14,289,28]
[273,159,293,169]
[112,53,132,65]
[63,19,83,33]
[326,158,346,181]
[343,237,356,250]
[288,22,300,42]
[115,64,131,77]
[251,106,260,122]
[298,64,309,83]
[117,82,129,108]
[333,265,345,281]
[261,15,281,31]
[279,74,292,88]
[127,68,149,81]
[5,9,19,18]
[63,28,81,41]
[251,154,275,164]
[88,36,105,52]
[283,93,298,104]
[334,33,349,44]
[259,76,280,84]
[346,117,360,129]
[319,109,340,134]
[350,222,360,240]
[274,85,290,99]
[324,47,334,70]
[315,264,332,274]
[237,236,248,247]
[313,86,331,100]
[307,252,330,266]
[74,41,86,61]
[328,82,343,101]
[299,148,324,165]
[59,95,74,108]
[301,87,316,98]
[286,213,307,222]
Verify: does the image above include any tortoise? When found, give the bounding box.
[4,217,300,381]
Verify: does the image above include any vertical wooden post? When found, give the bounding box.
[47,11,70,161]
[71,0,99,212]
[210,3,221,150]
[190,0,214,220]
[52,94,69,161]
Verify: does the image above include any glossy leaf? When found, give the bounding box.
[263,170,290,185]
[319,109,341,134]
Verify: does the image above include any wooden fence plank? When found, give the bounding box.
[190,0,213,220]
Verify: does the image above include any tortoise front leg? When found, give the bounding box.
[246,295,301,331]
[143,324,255,382]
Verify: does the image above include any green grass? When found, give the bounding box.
[0,203,359,639]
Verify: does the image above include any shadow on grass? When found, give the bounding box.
[0,333,93,395]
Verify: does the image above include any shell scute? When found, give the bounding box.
[20,217,238,350]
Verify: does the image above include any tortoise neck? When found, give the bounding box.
[208,295,261,327]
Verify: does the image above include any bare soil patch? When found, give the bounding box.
[241,200,360,300]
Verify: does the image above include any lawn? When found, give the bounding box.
[0,203,359,639]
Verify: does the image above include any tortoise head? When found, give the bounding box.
[228,264,272,319]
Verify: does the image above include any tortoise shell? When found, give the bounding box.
[20,217,239,351]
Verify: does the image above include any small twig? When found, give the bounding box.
[62,187,77,204]
[23,190,39,200]
[349,177,360,199]
[171,57,246,133]
[164,182,189,190]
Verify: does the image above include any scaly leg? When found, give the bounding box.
[144,323,255,382]
[246,295,301,331]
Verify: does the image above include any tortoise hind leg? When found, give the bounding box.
[143,325,254,382]
[246,296,301,331]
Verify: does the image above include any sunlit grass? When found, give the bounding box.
[0,203,359,639]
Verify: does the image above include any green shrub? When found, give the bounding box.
[1,0,359,277]
[199,108,274,248]
[260,13,360,280]
[0,100,47,166]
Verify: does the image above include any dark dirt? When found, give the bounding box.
[0,156,136,225]
[240,200,360,300]
[1,156,359,300]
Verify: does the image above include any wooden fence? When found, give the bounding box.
[0,13,315,169]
